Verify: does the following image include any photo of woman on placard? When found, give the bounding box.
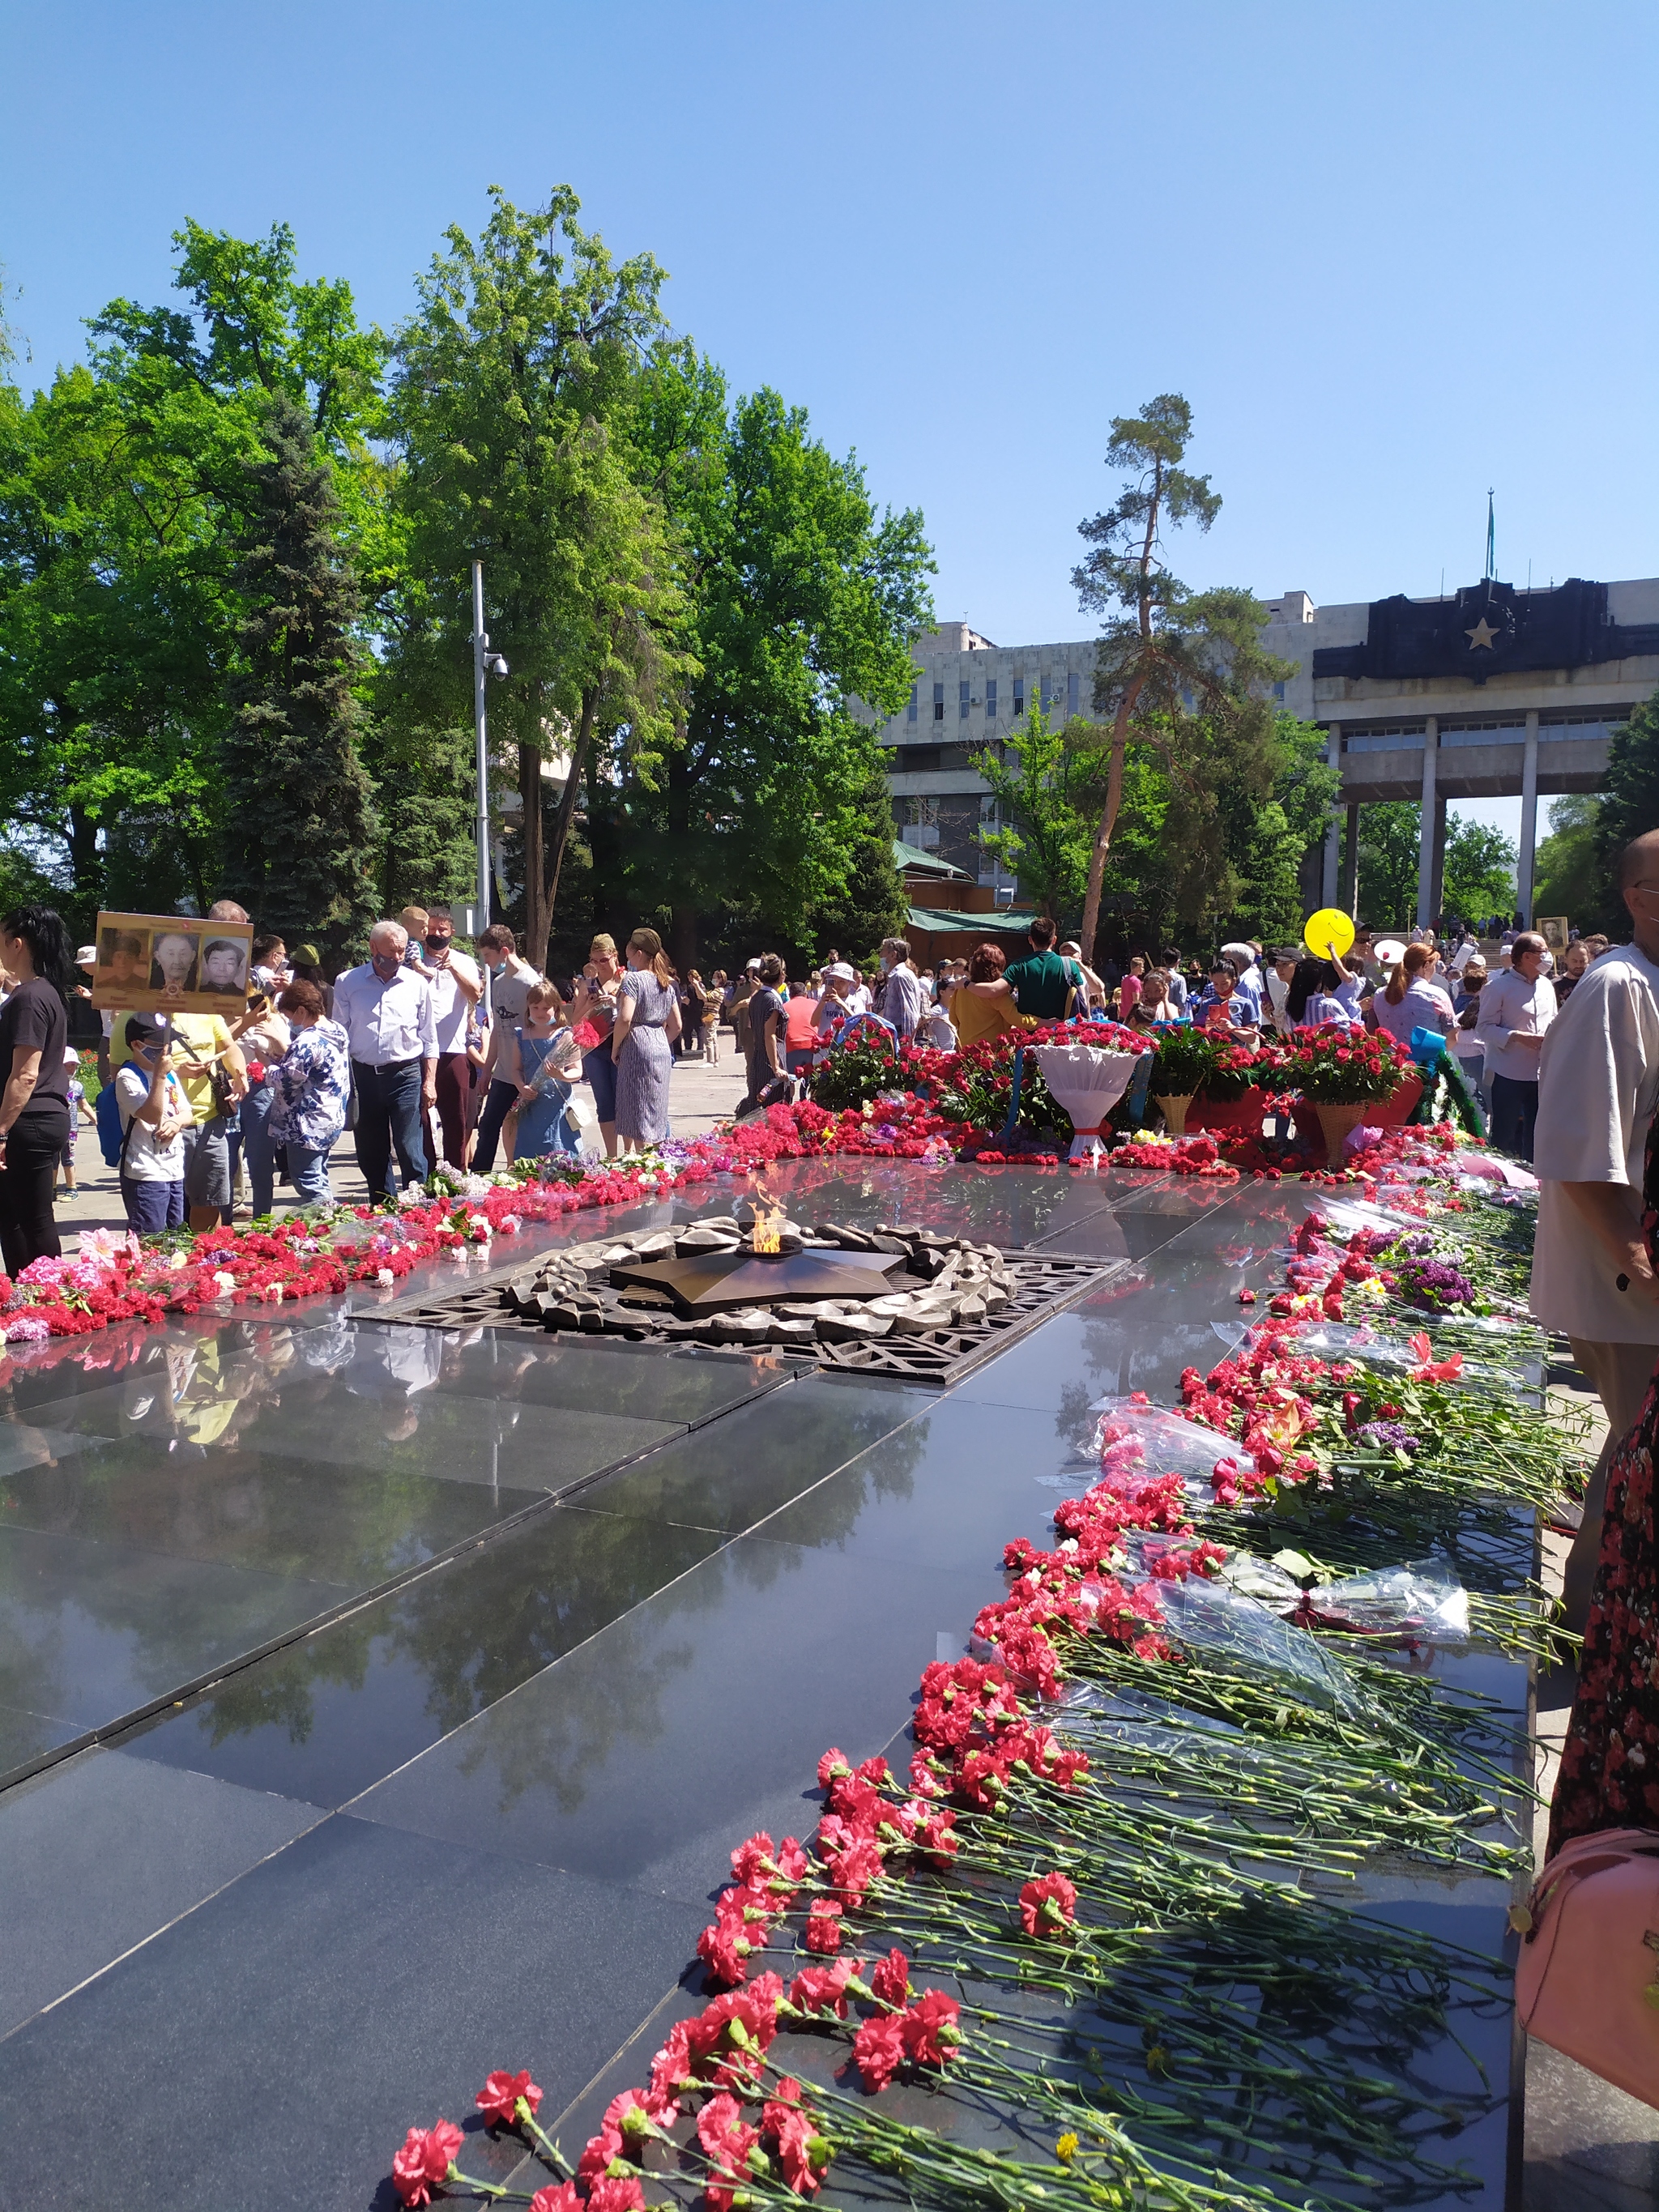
[199,937,249,995]
[96,928,150,992]
[147,931,199,997]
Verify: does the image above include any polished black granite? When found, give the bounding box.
[0,1519,348,1748]
[0,1161,1525,2210]
[377,1328,804,1427]
[573,1372,936,1534]
[752,1393,1094,1578]
[349,1535,986,1907]
[0,1745,322,2037]
[118,1504,731,1809]
[0,1812,708,2212]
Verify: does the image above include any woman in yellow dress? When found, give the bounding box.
[950,942,1034,1049]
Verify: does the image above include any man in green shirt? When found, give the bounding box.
[1004,918,1085,1021]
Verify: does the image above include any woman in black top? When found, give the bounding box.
[0,905,75,1275]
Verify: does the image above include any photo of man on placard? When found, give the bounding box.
[199,937,249,995]
[88,912,254,1017]
[147,930,201,996]
[96,927,151,994]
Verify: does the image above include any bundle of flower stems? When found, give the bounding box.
[394,1173,1550,2212]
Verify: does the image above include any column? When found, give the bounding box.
[1321,723,1342,906]
[1429,796,1448,927]
[1339,803,1360,915]
[1414,718,1438,929]
[1517,709,1540,924]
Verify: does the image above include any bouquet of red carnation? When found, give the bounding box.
[1282,1026,1411,1105]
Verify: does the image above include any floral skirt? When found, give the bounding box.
[1549,1366,1659,1856]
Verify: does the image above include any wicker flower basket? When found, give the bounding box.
[1315,1100,1371,1157]
[1154,1093,1196,1136]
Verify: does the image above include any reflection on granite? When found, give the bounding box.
[349,1534,988,1904]
[0,1520,346,1750]
[120,1505,731,1809]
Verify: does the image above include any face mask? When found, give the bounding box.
[424,933,450,952]
[372,952,401,980]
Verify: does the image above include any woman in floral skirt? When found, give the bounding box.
[1548,1112,1659,1852]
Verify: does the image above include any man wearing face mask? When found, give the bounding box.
[333,921,438,1199]
[418,905,483,1170]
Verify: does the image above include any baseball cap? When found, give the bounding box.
[745,958,761,972]
[75,945,96,969]
[825,961,855,982]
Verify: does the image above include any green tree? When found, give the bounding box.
[221,394,380,962]
[0,360,234,919]
[1355,801,1421,927]
[1591,688,1659,927]
[1441,815,1516,925]
[795,763,907,965]
[1071,394,1294,962]
[387,185,689,968]
[1211,710,1340,944]
[0,219,390,927]
[1532,794,1601,925]
[970,701,1097,918]
[621,352,933,968]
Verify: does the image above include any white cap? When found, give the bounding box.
[75,945,96,968]
[745,958,761,971]
[825,961,855,982]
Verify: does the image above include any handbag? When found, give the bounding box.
[1515,1825,1659,2108]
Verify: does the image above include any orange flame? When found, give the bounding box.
[748,1171,784,1254]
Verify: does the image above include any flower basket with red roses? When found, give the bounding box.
[1280,1026,1412,1106]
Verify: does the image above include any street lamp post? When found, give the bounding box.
[471,559,509,1012]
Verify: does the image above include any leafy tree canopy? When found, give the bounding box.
[1441,815,1516,926]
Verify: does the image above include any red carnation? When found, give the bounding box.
[804,1899,843,1953]
[390,2119,464,2207]
[1019,1870,1078,1938]
[817,1745,851,1787]
[588,2180,646,2212]
[789,1960,855,2018]
[852,2010,908,2091]
[476,2068,543,2126]
[531,2189,583,2212]
[871,1947,911,2005]
[900,1988,962,2066]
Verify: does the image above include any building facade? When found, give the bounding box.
[872,579,1659,927]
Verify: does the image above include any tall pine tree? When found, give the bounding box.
[223,394,379,963]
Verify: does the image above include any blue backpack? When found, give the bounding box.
[95,1080,126,1169]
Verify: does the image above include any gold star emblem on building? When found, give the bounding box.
[1465,616,1501,650]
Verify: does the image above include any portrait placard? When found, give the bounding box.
[1537,915,1569,953]
[88,912,253,1017]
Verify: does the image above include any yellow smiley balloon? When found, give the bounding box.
[1303,907,1356,961]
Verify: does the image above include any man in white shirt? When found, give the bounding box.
[1473,932,1556,1161]
[1221,941,1265,1023]
[334,922,438,1198]
[1532,830,1659,1628]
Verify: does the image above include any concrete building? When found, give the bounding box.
[869,581,1659,929]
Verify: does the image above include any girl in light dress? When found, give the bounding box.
[497,982,585,1161]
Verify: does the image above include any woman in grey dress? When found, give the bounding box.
[611,928,682,1151]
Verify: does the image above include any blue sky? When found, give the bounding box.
[5,0,1653,851]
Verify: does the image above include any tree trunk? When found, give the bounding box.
[543,685,597,935]
[67,799,102,925]
[666,747,696,975]
[1078,685,1141,965]
[518,714,547,972]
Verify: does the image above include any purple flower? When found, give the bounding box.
[1357,1420,1421,1455]
[1393,1254,1475,1310]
